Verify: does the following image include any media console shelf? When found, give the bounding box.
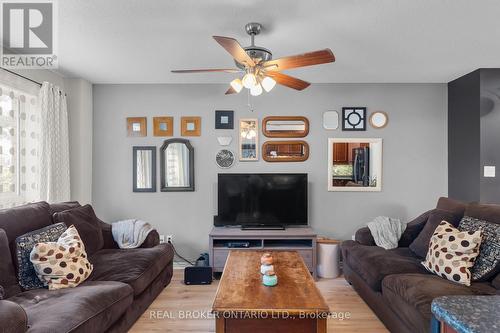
[209,227,317,279]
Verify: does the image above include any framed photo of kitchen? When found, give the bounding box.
[327,138,382,192]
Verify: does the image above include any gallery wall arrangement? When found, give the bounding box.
[126,107,390,192]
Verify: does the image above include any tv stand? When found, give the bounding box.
[241,225,285,230]
[209,227,317,279]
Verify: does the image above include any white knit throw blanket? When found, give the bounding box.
[367,216,407,250]
[111,219,154,249]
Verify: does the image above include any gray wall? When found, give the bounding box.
[93,83,447,259]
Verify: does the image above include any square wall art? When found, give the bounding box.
[215,110,234,129]
[342,107,366,131]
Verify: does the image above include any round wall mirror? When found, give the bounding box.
[369,111,388,129]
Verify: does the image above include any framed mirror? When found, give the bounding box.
[323,111,339,130]
[160,138,194,191]
[262,141,309,162]
[369,111,389,129]
[239,119,259,161]
[327,138,382,192]
[262,116,309,137]
[133,146,156,192]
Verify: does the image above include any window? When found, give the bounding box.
[0,72,40,209]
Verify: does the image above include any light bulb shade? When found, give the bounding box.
[250,83,263,96]
[242,73,257,89]
[261,76,276,92]
[230,78,243,93]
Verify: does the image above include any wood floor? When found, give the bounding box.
[129,269,388,333]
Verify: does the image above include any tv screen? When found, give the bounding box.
[215,173,308,227]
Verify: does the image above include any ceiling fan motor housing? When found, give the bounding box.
[234,22,273,69]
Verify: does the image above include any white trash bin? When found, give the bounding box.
[317,238,341,278]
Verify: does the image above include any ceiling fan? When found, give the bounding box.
[171,23,335,96]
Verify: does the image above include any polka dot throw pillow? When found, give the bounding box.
[30,225,93,290]
[422,221,482,286]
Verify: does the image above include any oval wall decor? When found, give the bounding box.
[262,141,309,162]
[369,111,389,129]
[215,149,235,168]
[262,116,309,138]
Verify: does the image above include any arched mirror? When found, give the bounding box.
[160,138,194,192]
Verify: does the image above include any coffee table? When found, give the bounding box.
[212,250,330,333]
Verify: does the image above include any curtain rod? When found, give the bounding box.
[1,67,43,86]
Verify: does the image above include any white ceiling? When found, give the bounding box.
[57,0,500,84]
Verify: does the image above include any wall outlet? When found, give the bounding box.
[166,235,173,243]
[159,235,166,244]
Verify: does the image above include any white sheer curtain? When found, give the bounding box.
[38,82,70,202]
[0,73,40,209]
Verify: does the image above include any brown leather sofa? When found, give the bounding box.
[341,197,500,333]
[0,201,174,333]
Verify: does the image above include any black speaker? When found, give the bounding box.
[184,266,212,285]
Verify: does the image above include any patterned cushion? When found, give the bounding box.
[15,223,67,290]
[30,225,93,290]
[459,216,500,281]
[422,221,482,286]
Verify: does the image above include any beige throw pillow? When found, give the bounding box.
[421,221,482,286]
[30,225,93,290]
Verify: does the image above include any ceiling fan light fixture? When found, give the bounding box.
[250,83,263,96]
[261,76,276,92]
[242,72,257,89]
[230,78,243,93]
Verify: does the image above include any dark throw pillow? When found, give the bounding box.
[53,205,104,256]
[15,223,67,290]
[459,216,500,281]
[409,209,463,258]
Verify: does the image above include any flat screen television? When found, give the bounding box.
[215,173,308,228]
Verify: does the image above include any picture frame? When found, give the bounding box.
[215,110,234,129]
[153,116,173,136]
[369,111,389,129]
[342,107,366,131]
[127,117,147,137]
[181,116,201,136]
[327,138,383,192]
[239,118,259,161]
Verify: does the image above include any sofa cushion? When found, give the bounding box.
[0,202,52,258]
[53,205,104,256]
[341,240,428,291]
[436,197,467,216]
[49,201,81,216]
[88,243,174,296]
[409,209,463,258]
[15,223,67,290]
[382,273,496,332]
[9,281,133,333]
[459,216,500,281]
[0,229,21,298]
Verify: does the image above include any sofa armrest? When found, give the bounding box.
[397,210,432,247]
[355,209,433,247]
[354,227,376,246]
[98,220,160,249]
[0,300,28,333]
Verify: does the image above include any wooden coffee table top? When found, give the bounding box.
[212,250,329,315]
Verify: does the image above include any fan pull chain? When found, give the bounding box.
[247,89,254,112]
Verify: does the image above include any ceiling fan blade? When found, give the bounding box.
[225,86,237,95]
[263,49,335,71]
[171,68,241,73]
[213,36,255,67]
[266,72,310,91]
